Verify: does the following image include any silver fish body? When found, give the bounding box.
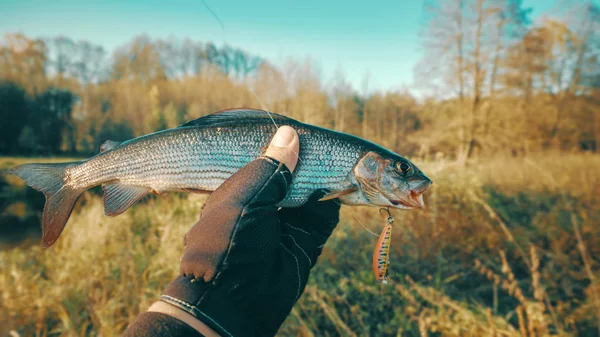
[70,117,362,207]
[10,108,432,247]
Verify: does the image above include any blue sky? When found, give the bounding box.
[0,0,566,94]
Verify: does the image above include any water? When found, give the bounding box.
[0,172,44,249]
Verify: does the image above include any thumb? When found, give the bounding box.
[265,126,299,173]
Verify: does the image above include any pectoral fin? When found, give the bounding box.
[318,187,359,201]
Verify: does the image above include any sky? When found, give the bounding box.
[0,0,569,94]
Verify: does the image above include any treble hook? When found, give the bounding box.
[379,207,394,225]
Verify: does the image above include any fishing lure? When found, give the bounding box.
[372,208,394,284]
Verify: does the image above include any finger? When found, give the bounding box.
[264,126,299,173]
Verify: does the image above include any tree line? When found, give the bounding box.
[0,0,598,160]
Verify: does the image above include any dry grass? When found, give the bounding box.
[1,153,599,336]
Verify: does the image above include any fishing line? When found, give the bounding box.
[199,0,307,167]
[356,215,379,237]
[200,0,225,31]
[247,89,280,134]
[247,79,308,167]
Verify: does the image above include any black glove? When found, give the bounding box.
[157,155,340,337]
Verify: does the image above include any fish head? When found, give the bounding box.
[353,151,432,209]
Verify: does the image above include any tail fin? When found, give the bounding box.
[9,162,84,248]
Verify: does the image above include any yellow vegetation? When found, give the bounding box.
[1,153,598,336]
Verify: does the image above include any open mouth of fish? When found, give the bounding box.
[388,179,431,209]
[389,192,425,209]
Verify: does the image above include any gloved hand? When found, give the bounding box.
[124,126,341,337]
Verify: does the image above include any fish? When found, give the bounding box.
[9,108,432,248]
[372,208,394,284]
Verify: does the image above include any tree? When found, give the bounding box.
[329,66,358,133]
[111,35,166,82]
[417,0,531,160]
[30,88,76,154]
[156,38,205,78]
[0,81,29,154]
[202,42,262,79]
[0,33,47,94]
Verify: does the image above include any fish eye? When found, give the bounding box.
[396,162,411,174]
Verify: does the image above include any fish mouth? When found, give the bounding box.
[409,178,433,195]
[388,192,425,209]
[388,178,431,209]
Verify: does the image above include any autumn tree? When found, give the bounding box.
[0,33,47,94]
[500,1,599,151]
[328,66,359,133]
[45,37,108,86]
[417,0,530,160]
[156,38,205,78]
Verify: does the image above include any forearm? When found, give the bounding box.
[123,301,220,337]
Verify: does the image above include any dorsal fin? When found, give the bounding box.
[177,108,296,128]
[100,140,121,153]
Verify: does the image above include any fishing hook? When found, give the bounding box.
[379,207,394,225]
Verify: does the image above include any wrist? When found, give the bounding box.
[161,276,257,337]
[148,301,221,337]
